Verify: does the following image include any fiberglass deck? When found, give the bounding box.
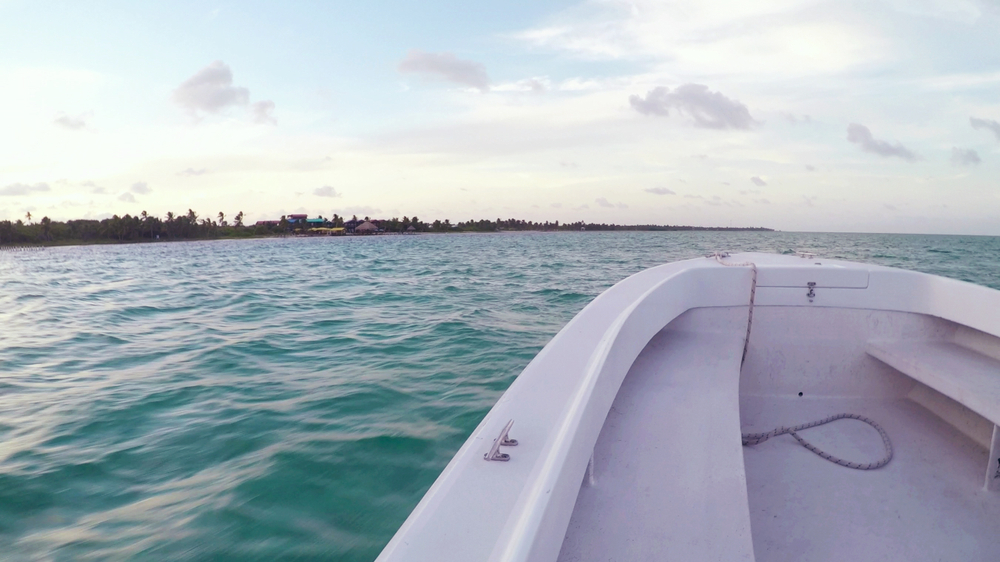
[741,395,1000,561]
[558,314,1000,561]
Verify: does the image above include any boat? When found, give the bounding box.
[376,252,1000,561]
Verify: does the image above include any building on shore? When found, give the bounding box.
[355,221,377,234]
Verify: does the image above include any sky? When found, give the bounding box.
[1,0,998,234]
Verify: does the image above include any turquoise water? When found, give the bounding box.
[1,232,999,560]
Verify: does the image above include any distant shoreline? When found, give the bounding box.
[1,213,773,248]
[0,227,779,250]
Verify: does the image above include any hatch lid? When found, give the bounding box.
[756,263,869,288]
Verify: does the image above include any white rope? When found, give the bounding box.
[707,252,756,365]
[707,252,893,470]
[742,413,893,470]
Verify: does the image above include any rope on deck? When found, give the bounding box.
[707,252,756,365]
[706,253,893,471]
[742,413,893,470]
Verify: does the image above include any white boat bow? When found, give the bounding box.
[377,253,1000,561]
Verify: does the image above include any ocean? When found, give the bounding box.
[1,231,998,560]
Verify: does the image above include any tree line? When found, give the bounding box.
[0,210,772,245]
[0,210,256,244]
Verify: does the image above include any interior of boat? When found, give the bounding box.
[558,305,1000,561]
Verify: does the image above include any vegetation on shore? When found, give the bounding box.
[0,210,772,246]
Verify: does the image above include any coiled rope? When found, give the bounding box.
[741,413,893,470]
[708,252,893,470]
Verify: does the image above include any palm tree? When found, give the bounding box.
[40,216,51,240]
[218,212,226,227]
[25,211,31,224]
[186,209,198,238]
[140,211,148,240]
[165,211,175,239]
[234,211,244,228]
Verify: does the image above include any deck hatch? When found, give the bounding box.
[756,264,869,288]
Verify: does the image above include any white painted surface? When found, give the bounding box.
[867,340,1000,426]
[741,396,1000,562]
[558,308,754,562]
[907,383,995,448]
[377,253,1000,562]
[988,426,1000,492]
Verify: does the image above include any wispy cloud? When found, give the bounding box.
[81,181,105,194]
[846,123,919,162]
[398,50,490,91]
[251,100,276,125]
[0,182,50,196]
[594,197,628,209]
[644,187,675,195]
[178,168,210,176]
[130,181,151,194]
[492,77,549,93]
[970,116,1000,141]
[53,113,90,130]
[313,185,341,198]
[118,192,136,203]
[951,147,981,166]
[750,176,767,187]
[629,84,755,130]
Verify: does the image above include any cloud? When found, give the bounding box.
[629,84,755,129]
[398,50,490,91]
[172,61,250,116]
[178,168,210,176]
[970,116,1000,141]
[754,198,771,204]
[595,197,627,208]
[525,78,546,93]
[118,192,136,203]
[883,204,897,211]
[644,187,676,195]
[80,181,105,194]
[493,77,549,93]
[54,113,89,130]
[313,185,341,198]
[951,147,981,166]
[782,113,812,124]
[750,176,767,187]
[846,123,920,162]
[550,202,562,208]
[130,181,151,194]
[0,182,50,196]
[251,100,276,125]
[805,165,816,171]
